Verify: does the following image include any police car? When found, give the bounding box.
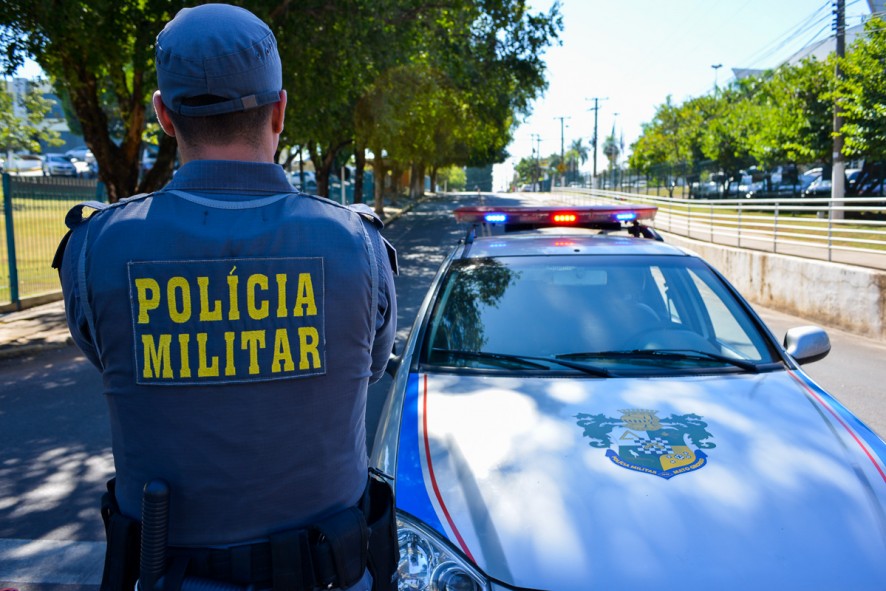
[371,205,886,591]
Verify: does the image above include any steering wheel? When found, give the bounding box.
[619,325,719,354]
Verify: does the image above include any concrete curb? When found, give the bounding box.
[0,338,74,360]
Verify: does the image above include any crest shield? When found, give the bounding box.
[576,409,715,479]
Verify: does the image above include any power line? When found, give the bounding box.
[738,0,833,68]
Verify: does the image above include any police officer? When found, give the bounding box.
[56,4,397,591]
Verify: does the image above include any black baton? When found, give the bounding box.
[140,479,170,591]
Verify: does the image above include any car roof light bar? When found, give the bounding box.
[454,204,657,230]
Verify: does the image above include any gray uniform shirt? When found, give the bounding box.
[59,161,397,546]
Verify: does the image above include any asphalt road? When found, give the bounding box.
[2,191,884,589]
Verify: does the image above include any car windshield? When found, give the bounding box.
[420,254,780,375]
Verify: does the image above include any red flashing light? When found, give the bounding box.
[552,212,578,224]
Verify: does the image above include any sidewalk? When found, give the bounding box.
[0,299,70,359]
[0,196,426,360]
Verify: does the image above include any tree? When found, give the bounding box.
[565,138,588,183]
[698,86,755,183]
[631,56,835,188]
[514,155,541,187]
[629,95,706,182]
[0,78,62,156]
[437,165,466,191]
[838,17,886,162]
[0,0,178,202]
[2,0,562,207]
[268,0,405,201]
[355,0,563,205]
[746,59,833,167]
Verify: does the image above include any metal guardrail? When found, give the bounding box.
[554,187,886,271]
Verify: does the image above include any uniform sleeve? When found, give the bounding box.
[58,225,102,369]
[369,234,397,384]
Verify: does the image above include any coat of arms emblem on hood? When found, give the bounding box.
[576,409,716,479]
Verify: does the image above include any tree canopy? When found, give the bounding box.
[629,18,886,180]
[1,79,61,156]
[1,0,562,204]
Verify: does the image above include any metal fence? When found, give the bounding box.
[554,187,886,271]
[560,160,885,201]
[1,173,106,309]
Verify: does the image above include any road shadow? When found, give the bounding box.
[0,346,109,541]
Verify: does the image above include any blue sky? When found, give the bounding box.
[493,0,877,189]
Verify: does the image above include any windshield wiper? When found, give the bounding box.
[433,348,611,377]
[558,349,760,373]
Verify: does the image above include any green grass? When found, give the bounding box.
[1,189,94,305]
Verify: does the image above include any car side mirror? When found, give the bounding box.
[784,326,830,365]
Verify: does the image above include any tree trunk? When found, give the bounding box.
[137,134,178,194]
[309,140,350,199]
[373,150,386,218]
[389,163,402,205]
[354,145,366,204]
[66,66,143,203]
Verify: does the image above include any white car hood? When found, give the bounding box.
[397,370,886,590]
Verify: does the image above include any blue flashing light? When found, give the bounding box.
[485,213,508,223]
[616,212,637,221]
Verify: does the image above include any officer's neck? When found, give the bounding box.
[179,141,277,165]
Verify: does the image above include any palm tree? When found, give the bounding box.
[570,138,589,165]
[566,138,589,184]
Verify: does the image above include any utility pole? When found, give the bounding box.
[554,116,570,187]
[530,133,542,191]
[831,0,846,220]
[586,97,607,188]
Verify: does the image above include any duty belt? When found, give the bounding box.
[163,503,368,591]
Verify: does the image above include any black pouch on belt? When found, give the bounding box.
[99,478,142,591]
[362,475,399,591]
[312,505,369,589]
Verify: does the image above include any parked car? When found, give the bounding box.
[729,174,765,198]
[798,168,822,191]
[65,146,98,178]
[803,168,861,197]
[65,145,93,162]
[42,153,79,177]
[289,170,317,193]
[689,180,722,198]
[804,176,831,197]
[373,204,886,591]
[1,153,43,174]
[142,145,158,172]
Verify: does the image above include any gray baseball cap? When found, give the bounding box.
[155,3,282,117]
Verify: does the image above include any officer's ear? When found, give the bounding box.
[153,91,177,138]
[271,90,287,135]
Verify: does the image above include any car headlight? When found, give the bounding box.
[397,512,488,591]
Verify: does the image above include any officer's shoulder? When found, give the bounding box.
[54,192,154,269]
[64,192,154,230]
[347,203,385,230]
[298,193,385,229]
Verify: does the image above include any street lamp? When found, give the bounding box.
[711,63,722,91]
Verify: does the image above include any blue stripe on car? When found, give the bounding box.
[396,372,447,534]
